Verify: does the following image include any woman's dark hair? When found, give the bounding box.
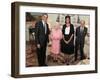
[65,15,71,23]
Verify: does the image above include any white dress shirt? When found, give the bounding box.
[42,20,47,34]
[65,26,70,35]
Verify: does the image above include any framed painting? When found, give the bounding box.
[11,2,98,78]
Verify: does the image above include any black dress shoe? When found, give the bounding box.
[66,63,69,65]
[44,64,48,66]
[75,58,77,61]
[53,60,57,63]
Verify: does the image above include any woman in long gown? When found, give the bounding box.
[50,22,63,62]
[61,15,74,65]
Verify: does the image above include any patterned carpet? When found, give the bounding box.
[26,41,38,67]
[26,41,90,67]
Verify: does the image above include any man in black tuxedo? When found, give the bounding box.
[75,20,87,61]
[35,13,50,66]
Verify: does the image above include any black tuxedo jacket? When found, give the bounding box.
[35,21,50,47]
[75,26,87,47]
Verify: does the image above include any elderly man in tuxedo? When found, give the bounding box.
[35,13,50,66]
[75,20,87,61]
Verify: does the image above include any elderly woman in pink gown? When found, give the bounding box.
[50,22,63,62]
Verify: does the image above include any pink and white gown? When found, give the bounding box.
[50,28,62,54]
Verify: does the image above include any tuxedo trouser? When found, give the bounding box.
[75,43,84,60]
[37,45,46,66]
